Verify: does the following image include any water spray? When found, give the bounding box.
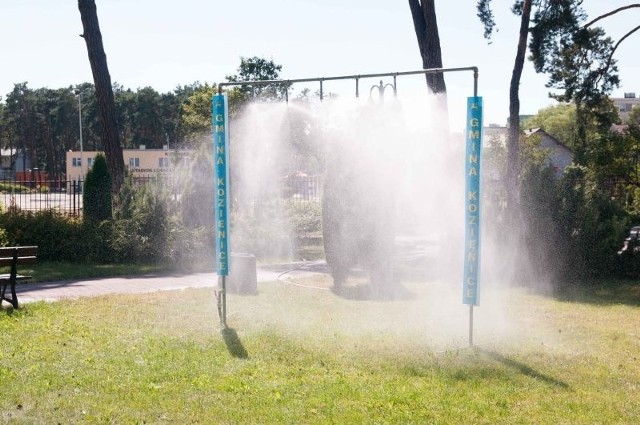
[213,67,482,346]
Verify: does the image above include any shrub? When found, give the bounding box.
[231,198,293,260]
[230,199,323,261]
[520,162,566,282]
[0,227,9,247]
[180,147,214,229]
[83,154,113,222]
[0,182,32,194]
[168,223,215,270]
[521,163,630,280]
[0,209,107,262]
[111,179,171,263]
[556,166,629,277]
[285,200,322,235]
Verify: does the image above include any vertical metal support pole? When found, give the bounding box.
[319,80,324,101]
[78,92,84,194]
[473,68,478,97]
[393,75,397,97]
[355,77,360,98]
[218,276,227,328]
[213,94,231,329]
[467,307,474,346]
[73,181,77,216]
[464,95,482,347]
[470,67,479,348]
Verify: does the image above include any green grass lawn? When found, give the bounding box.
[1,276,639,423]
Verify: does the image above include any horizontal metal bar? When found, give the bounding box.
[217,66,478,94]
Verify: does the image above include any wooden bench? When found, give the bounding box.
[0,246,38,309]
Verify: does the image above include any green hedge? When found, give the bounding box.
[0,210,107,262]
[521,163,630,280]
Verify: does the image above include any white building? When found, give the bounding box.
[65,146,192,182]
[612,92,640,122]
[524,128,574,178]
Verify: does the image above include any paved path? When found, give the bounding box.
[12,261,329,304]
[6,236,433,305]
[13,270,283,304]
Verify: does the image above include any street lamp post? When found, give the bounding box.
[78,92,84,182]
[75,90,85,193]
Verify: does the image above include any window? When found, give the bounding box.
[158,157,169,168]
[72,157,81,167]
[620,103,634,112]
[87,157,94,168]
[129,157,140,167]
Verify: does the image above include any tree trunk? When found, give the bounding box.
[78,0,124,193]
[408,0,447,94]
[408,0,449,137]
[42,120,55,178]
[506,0,532,220]
[574,102,588,165]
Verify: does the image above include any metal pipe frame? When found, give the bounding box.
[216,65,480,346]
[217,66,479,98]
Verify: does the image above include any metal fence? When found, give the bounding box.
[0,179,84,216]
[0,174,323,216]
[282,175,322,204]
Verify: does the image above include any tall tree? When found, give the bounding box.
[523,103,577,147]
[408,0,446,95]
[159,90,184,148]
[529,4,640,163]
[0,101,6,162]
[478,0,582,218]
[74,83,101,151]
[51,88,80,178]
[225,56,289,103]
[506,0,532,218]
[35,88,58,179]
[78,0,125,193]
[3,83,38,174]
[480,1,640,191]
[181,83,218,144]
[2,85,74,179]
[629,106,640,126]
[130,87,165,149]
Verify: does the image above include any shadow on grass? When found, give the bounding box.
[222,328,249,359]
[478,348,569,389]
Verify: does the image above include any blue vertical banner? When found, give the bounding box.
[213,94,230,276]
[463,96,483,305]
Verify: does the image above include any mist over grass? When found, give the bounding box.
[2,280,639,423]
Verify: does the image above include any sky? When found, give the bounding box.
[1,0,639,127]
